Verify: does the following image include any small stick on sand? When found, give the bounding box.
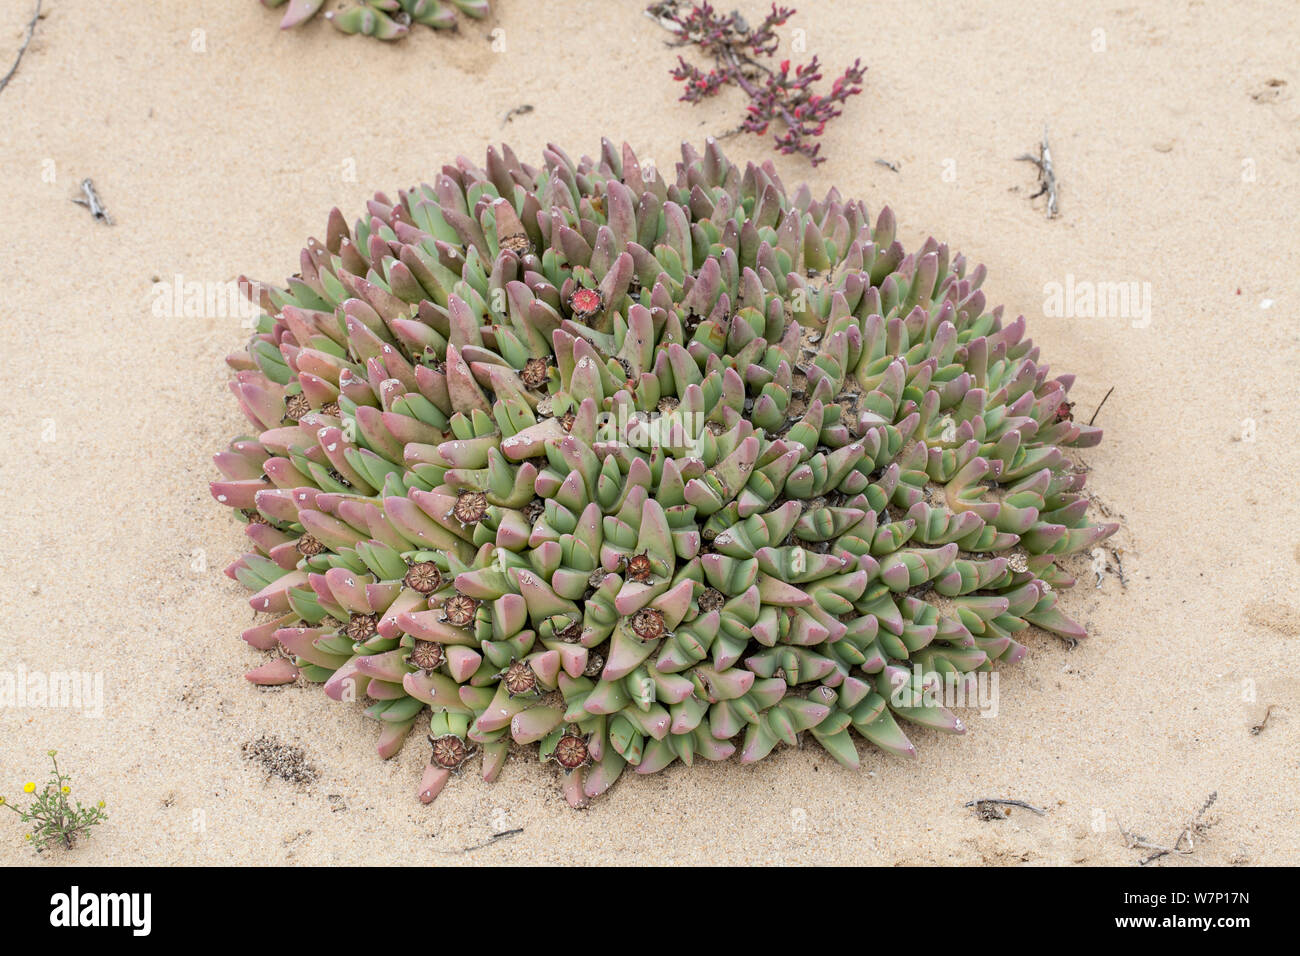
[964,797,1047,819]
[500,104,533,128]
[0,0,42,97]
[72,178,114,225]
[875,158,900,172]
[1250,705,1275,736]
[462,827,523,853]
[1094,546,1128,590]
[1016,125,1059,219]
[1118,791,1217,865]
[1088,386,1115,426]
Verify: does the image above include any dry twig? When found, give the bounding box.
[1250,705,1275,736]
[1088,386,1115,426]
[1118,792,1218,865]
[72,178,113,225]
[964,797,1047,820]
[500,104,533,128]
[0,0,41,97]
[462,827,523,853]
[1016,125,1059,219]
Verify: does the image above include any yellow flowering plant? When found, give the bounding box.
[1,752,107,852]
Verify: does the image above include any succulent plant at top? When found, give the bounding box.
[211,138,1117,807]
[261,0,488,40]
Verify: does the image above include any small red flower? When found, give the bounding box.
[568,287,604,319]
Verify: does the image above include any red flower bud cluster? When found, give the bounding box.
[653,2,865,165]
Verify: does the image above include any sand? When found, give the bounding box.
[1,0,1296,866]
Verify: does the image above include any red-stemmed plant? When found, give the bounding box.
[649,2,866,165]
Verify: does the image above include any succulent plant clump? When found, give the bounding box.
[212,138,1117,807]
[261,0,488,40]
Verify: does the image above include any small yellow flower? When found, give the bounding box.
[24,834,32,841]
[23,782,35,794]
[61,786,70,795]
[97,801,105,808]
[0,796,6,805]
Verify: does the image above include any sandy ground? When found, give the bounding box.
[1,0,1297,866]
